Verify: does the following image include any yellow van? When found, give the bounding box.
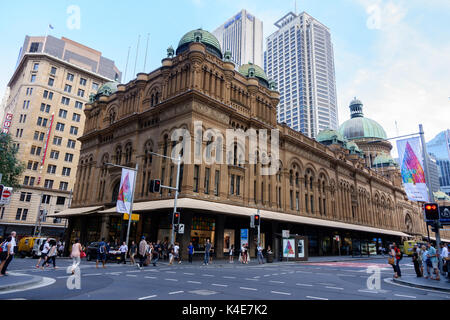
[18,237,39,257]
[402,240,417,257]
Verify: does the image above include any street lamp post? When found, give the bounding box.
[104,162,138,246]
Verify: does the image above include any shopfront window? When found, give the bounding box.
[190,216,216,251]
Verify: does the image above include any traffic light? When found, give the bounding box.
[424,203,439,221]
[153,179,161,193]
[254,214,260,226]
[174,212,181,224]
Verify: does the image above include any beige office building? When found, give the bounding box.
[0,35,121,238]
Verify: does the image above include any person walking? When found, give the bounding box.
[187,242,194,264]
[229,245,234,263]
[174,242,181,264]
[151,242,160,266]
[36,239,51,269]
[388,244,398,278]
[119,242,128,264]
[421,245,431,279]
[412,244,422,277]
[427,242,440,280]
[45,240,58,269]
[70,239,82,275]
[129,241,137,265]
[257,243,264,264]
[138,236,147,269]
[439,243,448,277]
[0,236,13,276]
[96,238,107,269]
[203,239,211,266]
[393,242,402,278]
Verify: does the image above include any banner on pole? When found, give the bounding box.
[396,137,429,202]
[116,168,136,214]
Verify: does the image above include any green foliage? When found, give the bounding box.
[0,133,25,190]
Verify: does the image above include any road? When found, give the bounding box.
[1,257,449,300]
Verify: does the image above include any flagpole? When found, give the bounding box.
[43,24,52,53]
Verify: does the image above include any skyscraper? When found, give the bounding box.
[427,130,450,195]
[213,9,263,68]
[265,12,338,138]
[0,35,121,237]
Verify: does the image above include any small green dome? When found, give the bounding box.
[97,81,119,97]
[339,99,387,140]
[347,141,363,154]
[238,63,269,87]
[177,29,222,58]
[317,129,348,147]
[373,153,396,167]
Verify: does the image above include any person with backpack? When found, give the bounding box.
[0,236,12,276]
[36,239,50,269]
[137,236,147,269]
[96,238,107,269]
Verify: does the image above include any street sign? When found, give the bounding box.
[439,206,450,225]
[282,230,290,239]
[0,187,12,205]
[178,224,185,234]
[334,235,340,242]
[123,213,140,222]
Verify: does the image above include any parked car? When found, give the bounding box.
[86,242,122,262]
[18,237,39,258]
[32,238,56,258]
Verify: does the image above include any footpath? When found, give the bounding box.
[0,273,43,293]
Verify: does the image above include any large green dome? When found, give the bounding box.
[238,63,269,87]
[176,29,222,58]
[339,99,387,140]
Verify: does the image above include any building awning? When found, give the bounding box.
[47,206,103,218]
[100,198,410,238]
[424,236,450,243]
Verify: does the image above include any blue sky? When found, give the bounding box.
[0,0,449,151]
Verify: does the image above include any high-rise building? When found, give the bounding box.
[0,35,121,238]
[427,130,450,196]
[213,9,263,68]
[265,12,338,138]
[427,154,441,194]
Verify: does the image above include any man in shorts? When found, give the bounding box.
[96,238,107,269]
[426,242,440,281]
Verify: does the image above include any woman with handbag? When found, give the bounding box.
[45,240,58,269]
[388,244,398,278]
[70,239,82,275]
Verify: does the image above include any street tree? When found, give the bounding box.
[0,133,25,190]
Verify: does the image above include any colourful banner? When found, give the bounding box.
[116,168,136,214]
[396,137,429,202]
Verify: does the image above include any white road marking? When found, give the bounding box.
[281,272,287,275]
[56,276,70,279]
[240,287,257,291]
[245,278,258,281]
[326,286,344,290]
[166,271,176,274]
[165,278,178,282]
[272,273,279,276]
[138,295,157,300]
[263,274,270,277]
[306,296,328,300]
[203,274,214,277]
[127,270,140,273]
[296,283,313,287]
[145,276,157,279]
[319,283,335,286]
[212,284,228,287]
[296,271,312,273]
[271,291,291,296]
[187,281,202,284]
[253,276,260,279]
[394,294,416,299]
[126,275,138,277]
[168,291,184,295]
[84,273,101,276]
[0,276,56,295]
[183,272,194,275]
[269,280,285,284]
[223,276,236,279]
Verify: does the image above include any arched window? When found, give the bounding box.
[115,146,122,165]
[125,143,132,164]
[112,181,120,202]
[295,172,299,187]
[163,134,169,156]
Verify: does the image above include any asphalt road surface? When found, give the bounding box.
[1,257,449,300]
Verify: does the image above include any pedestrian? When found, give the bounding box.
[439,243,448,277]
[229,244,234,263]
[96,238,107,269]
[203,239,211,266]
[393,242,402,278]
[168,244,174,265]
[37,239,51,269]
[257,243,264,264]
[174,242,181,264]
[388,244,398,278]
[151,242,159,266]
[70,239,82,275]
[138,236,147,269]
[239,244,246,264]
[129,241,137,265]
[187,242,194,264]
[209,246,214,264]
[0,236,13,276]
[421,245,431,279]
[412,244,422,277]
[45,240,58,269]
[426,242,440,280]
[119,242,128,264]
[163,240,169,261]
